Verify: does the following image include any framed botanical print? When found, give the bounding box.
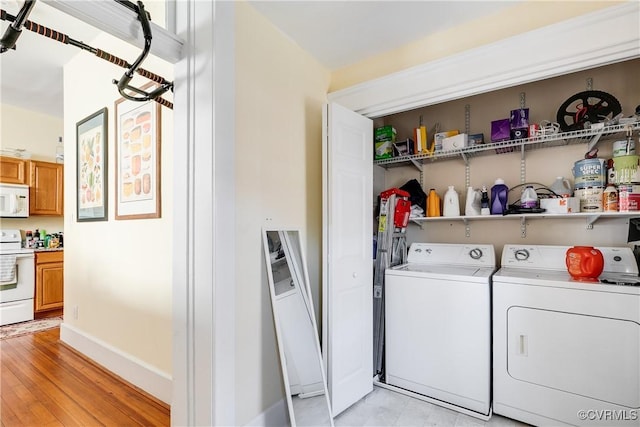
[76,108,108,222]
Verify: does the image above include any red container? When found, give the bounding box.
[566,246,604,280]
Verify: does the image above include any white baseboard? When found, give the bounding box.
[245,398,288,427]
[59,322,172,405]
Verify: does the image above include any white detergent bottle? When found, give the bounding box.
[443,185,460,217]
[465,186,481,216]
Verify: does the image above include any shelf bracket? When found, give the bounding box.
[586,77,593,91]
[461,151,469,166]
[463,218,471,238]
[410,219,424,229]
[586,214,600,229]
[521,216,527,238]
[408,157,422,172]
[586,128,605,152]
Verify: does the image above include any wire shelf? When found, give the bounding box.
[374,121,640,168]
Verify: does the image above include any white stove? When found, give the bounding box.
[0,229,35,326]
[493,244,640,426]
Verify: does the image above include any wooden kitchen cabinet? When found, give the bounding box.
[29,160,64,216]
[0,156,28,184]
[35,250,64,315]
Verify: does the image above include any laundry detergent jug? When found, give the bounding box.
[549,176,572,197]
[443,186,460,217]
[490,179,509,215]
[566,246,604,280]
[465,187,481,216]
[427,189,441,217]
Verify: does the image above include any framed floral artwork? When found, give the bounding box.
[76,108,108,222]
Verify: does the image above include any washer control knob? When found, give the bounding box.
[469,248,483,260]
[514,249,530,261]
[352,272,358,278]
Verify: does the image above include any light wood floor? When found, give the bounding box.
[0,327,170,426]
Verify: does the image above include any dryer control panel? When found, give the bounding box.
[501,244,639,275]
[407,243,496,267]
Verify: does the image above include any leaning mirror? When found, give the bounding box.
[262,229,333,426]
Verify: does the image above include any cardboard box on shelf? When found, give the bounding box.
[374,126,396,160]
[540,197,581,214]
[434,130,459,152]
[442,133,468,151]
[468,133,484,146]
[375,126,397,142]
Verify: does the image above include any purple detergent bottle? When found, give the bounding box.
[490,178,509,215]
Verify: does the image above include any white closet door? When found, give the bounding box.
[322,102,373,416]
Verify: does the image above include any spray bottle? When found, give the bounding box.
[480,186,490,216]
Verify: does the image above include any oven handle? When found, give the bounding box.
[0,264,18,289]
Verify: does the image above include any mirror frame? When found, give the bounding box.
[262,228,334,426]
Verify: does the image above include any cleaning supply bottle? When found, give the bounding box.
[480,186,490,215]
[465,187,481,216]
[490,178,509,215]
[520,185,538,208]
[549,176,572,197]
[443,186,460,217]
[603,185,618,212]
[427,189,441,217]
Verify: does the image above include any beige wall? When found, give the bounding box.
[330,1,624,92]
[235,1,330,424]
[0,104,65,233]
[63,33,173,374]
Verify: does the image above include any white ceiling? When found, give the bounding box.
[0,1,519,118]
[247,1,519,70]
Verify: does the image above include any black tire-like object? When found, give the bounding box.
[556,90,622,132]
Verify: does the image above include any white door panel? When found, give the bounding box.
[323,102,373,416]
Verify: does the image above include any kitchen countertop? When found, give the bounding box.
[33,247,64,252]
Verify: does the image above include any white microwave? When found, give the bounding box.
[0,183,29,218]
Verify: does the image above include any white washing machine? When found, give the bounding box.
[493,245,640,427]
[384,242,496,417]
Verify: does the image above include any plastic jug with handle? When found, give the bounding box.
[549,176,572,197]
[465,187,481,216]
[427,189,441,217]
[566,246,604,280]
[490,179,509,215]
[443,186,460,217]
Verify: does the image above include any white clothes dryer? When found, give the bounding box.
[493,245,640,427]
[384,242,496,417]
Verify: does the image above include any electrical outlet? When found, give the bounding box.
[73,305,79,320]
